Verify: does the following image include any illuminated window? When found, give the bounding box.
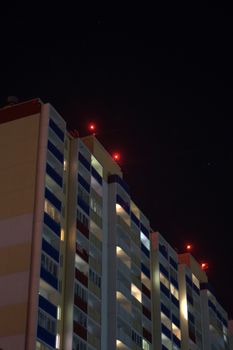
[60,229,65,241]
[170,283,179,300]
[116,339,126,348]
[91,155,103,177]
[116,246,131,268]
[172,323,181,340]
[141,272,151,290]
[57,306,61,320]
[192,273,200,289]
[143,339,150,350]
[160,272,170,289]
[180,297,188,320]
[116,203,130,225]
[162,333,172,350]
[140,231,150,250]
[161,312,171,330]
[131,283,142,303]
[63,159,67,171]
[56,334,60,349]
[44,200,60,223]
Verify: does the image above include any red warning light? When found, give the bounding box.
[88,123,96,133]
[113,152,120,161]
[186,244,192,251]
[201,262,208,270]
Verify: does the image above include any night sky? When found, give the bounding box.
[1,4,233,317]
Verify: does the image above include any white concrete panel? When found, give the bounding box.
[0,334,25,350]
[0,213,33,247]
[0,271,29,307]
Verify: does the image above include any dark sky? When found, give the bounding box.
[1,4,233,317]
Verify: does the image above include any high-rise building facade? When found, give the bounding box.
[178,253,208,350]
[0,98,230,350]
[151,231,181,350]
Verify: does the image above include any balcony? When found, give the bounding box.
[88,332,101,349]
[73,320,87,341]
[88,305,101,324]
[77,219,89,239]
[74,295,87,313]
[75,268,88,287]
[143,327,152,343]
[142,283,151,299]
[76,243,89,263]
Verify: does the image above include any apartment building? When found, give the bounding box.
[0,98,230,350]
[0,99,152,350]
[151,231,181,350]
[200,283,229,350]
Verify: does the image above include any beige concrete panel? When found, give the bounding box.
[0,113,40,147]
[0,334,25,350]
[0,187,35,220]
[0,213,33,248]
[0,271,30,306]
[0,242,31,276]
[0,303,27,336]
[0,114,40,220]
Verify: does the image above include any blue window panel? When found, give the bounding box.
[91,166,102,185]
[159,244,168,259]
[78,174,90,193]
[170,276,178,289]
[40,267,58,290]
[44,213,61,237]
[159,263,169,278]
[169,256,178,270]
[216,310,222,321]
[222,318,228,327]
[192,284,200,296]
[116,194,130,214]
[108,174,130,193]
[172,314,180,328]
[45,188,61,212]
[162,346,169,350]
[47,140,64,164]
[161,303,170,318]
[78,153,91,171]
[131,212,140,227]
[39,295,57,319]
[160,283,170,298]
[141,263,150,278]
[37,325,56,348]
[77,196,90,216]
[46,163,63,187]
[173,334,181,347]
[185,275,192,287]
[188,311,195,324]
[140,223,149,238]
[162,324,171,339]
[141,243,150,258]
[42,239,59,263]
[49,118,64,142]
[208,300,216,313]
[187,293,193,305]
[171,294,179,308]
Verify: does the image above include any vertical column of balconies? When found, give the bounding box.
[37,106,66,350]
[200,285,229,350]
[73,141,103,350]
[109,175,152,350]
[151,232,181,350]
